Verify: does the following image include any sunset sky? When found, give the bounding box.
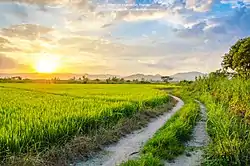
[0,0,250,75]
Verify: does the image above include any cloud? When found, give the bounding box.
[0,54,29,70]
[0,36,10,44]
[1,0,250,75]
[176,21,207,38]
[185,0,214,12]
[0,0,88,6]
[1,24,52,39]
[137,52,222,73]
[0,54,17,69]
[0,36,21,52]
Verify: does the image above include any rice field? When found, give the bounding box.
[0,83,170,158]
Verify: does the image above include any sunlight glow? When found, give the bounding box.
[36,56,59,73]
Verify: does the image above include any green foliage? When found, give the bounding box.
[188,75,250,166]
[142,96,200,160]
[178,80,194,86]
[120,154,163,166]
[0,84,171,159]
[161,76,173,83]
[121,91,200,165]
[222,37,250,78]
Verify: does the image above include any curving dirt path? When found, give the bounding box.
[76,95,184,166]
[166,100,208,166]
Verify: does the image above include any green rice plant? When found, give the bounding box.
[0,84,171,160]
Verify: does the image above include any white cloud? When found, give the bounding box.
[185,0,214,11]
[1,0,250,74]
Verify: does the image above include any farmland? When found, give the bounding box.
[0,84,173,163]
[1,79,249,166]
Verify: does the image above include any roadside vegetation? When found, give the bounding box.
[183,37,250,165]
[121,91,200,165]
[187,76,250,166]
[121,154,163,166]
[0,84,175,165]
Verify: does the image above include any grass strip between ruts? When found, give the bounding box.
[121,91,200,166]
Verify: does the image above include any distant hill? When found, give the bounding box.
[0,71,205,81]
[123,72,205,82]
[170,71,206,82]
[123,74,162,81]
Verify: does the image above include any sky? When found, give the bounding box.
[0,0,250,75]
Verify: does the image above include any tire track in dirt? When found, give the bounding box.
[76,95,184,166]
[166,100,208,166]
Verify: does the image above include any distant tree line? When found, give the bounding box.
[0,74,180,84]
[0,76,157,84]
[161,76,173,83]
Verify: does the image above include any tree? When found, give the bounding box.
[120,78,125,82]
[161,76,173,83]
[133,79,139,83]
[209,69,228,78]
[51,77,60,83]
[82,75,89,83]
[111,76,119,82]
[179,80,193,85]
[11,76,22,80]
[70,77,76,81]
[222,37,250,78]
[106,77,111,84]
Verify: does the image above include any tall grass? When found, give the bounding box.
[0,84,170,160]
[188,76,250,165]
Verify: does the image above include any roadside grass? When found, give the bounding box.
[122,76,250,166]
[199,93,250,166]
[188,76,250,166]
[120,154,163,166]
[121,90,200,165]
[142,95,200,160]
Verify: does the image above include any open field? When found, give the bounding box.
[1,76,249,166]
[0,84,173,162]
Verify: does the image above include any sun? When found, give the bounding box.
[36,56,59,73]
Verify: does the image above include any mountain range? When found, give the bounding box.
[123,72,205,81]
[0,71,205,81]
